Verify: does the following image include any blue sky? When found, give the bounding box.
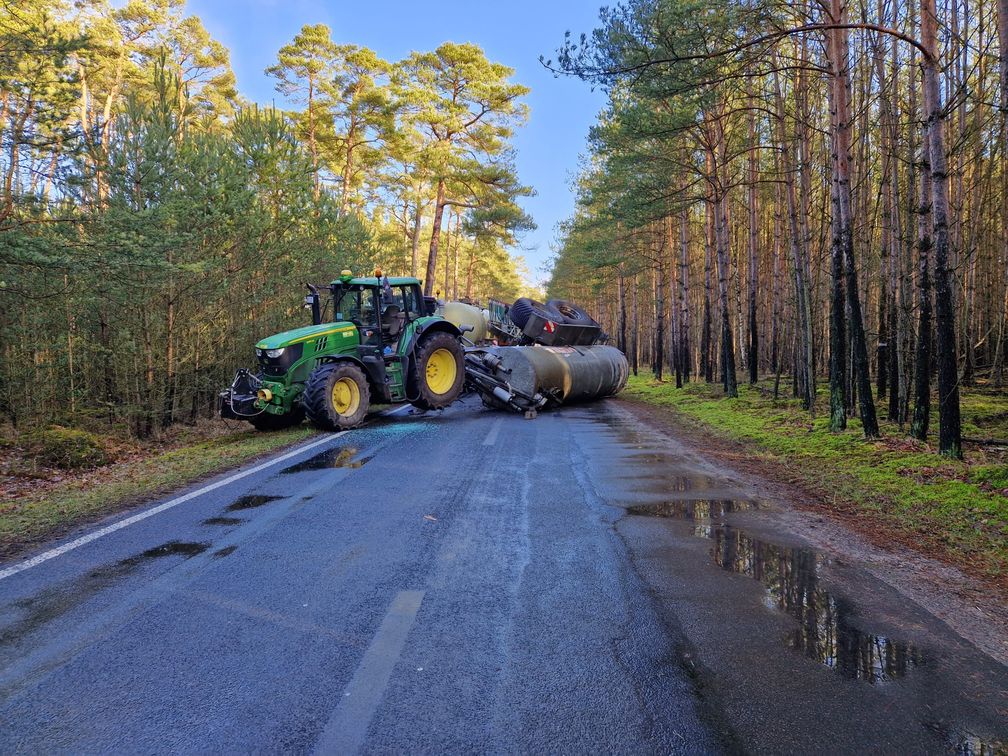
[185,0,608,287]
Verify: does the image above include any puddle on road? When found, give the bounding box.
[226,494,283,511]
[1,541,210,647]
[280,447,372,474]
[711,524,924,683]
[628,499,759,520]
[628,500,922,683]
[618,475,721,494]
[203,516,243,526]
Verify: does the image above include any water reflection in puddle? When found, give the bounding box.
[619,475,719,494]
[629,499,759,519]
[711,525,923,683]
[628,499,922,683]
[281,447,372,474]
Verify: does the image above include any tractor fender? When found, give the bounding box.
[314,353,379,387]
[408,319,463,353]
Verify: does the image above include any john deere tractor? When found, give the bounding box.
[220,270,466,431]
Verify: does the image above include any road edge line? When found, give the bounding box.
[0,405,413,582]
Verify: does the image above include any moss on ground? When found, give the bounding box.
[622,373,1008,577]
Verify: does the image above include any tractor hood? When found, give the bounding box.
[255,322,358,350]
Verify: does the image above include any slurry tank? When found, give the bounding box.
[486,345,629,405]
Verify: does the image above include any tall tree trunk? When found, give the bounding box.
[746,97,760,385]
[770,176,783,374]
[773,66,815,412]
[828,124,848,432]
[618,271,628,354]
[653,252,665,381]
[308,74,319,200]
[632,274,639,376]
[702,191,714,382]
[998,0,1008,138]
[410,199,423,278]
[714,174,737,395]
[340,116,359,213]
[911,133,933,441]
[424,179,446,297]
[679,209,691,381]
[830,1,879,436]
[922,0,963,457]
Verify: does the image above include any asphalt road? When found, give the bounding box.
[1,398,1006,753]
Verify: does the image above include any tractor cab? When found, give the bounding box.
[306,269,431,355]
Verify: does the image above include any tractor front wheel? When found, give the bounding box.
[411,331,465,410]
[304,362,371,431]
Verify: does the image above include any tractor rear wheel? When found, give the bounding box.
[250,405,304,432]
[546,299,599,327]
[411,331,464,410]
[303,362,370,431]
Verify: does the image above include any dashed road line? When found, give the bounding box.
[314,589,426,754]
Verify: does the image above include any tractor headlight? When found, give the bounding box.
[265,347,285,358]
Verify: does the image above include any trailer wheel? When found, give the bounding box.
[547,299,599,327]
[304,362,370,430]
[250,405,304,432]
[411,331,464,410]
[508,298,563,329]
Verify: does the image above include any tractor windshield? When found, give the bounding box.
[334,286,378,328]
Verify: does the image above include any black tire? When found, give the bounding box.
[508,298,563,329]
[547,299,599,327]
[249,405,304,432]
[303,362,370,431]
[410,331,465,410]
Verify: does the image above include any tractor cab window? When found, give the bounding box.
[382,285,420,318]
[335,287,379,329]
[398,285,421,318]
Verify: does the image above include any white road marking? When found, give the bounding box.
[314,589,426,754]
[0,405,412,582]
[482,417,504,446]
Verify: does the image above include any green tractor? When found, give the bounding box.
[220,269,466,431]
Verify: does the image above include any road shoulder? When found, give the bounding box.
[616,395,1008,667]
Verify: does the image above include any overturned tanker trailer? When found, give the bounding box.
[464,345,629,414]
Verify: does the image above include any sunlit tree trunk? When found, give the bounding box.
[746,96,759,385]
[911,132,933,441]
[424,178,446,297]
[921,0,963,457]
[679,208,691,381]
[829,0,879,436]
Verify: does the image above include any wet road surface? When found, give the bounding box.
[0,399,1005,753]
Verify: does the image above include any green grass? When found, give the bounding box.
[0,425,318,556]
[622,373,1008,578]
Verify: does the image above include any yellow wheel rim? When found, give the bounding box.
[331,376,360,416]
[425,348,457,395]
